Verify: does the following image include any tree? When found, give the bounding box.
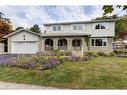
[0,12,13,41]
[102,5,127,15]
[30,24,41,33]
[115,15,127,39]
[15,26,24,31]
[94,14,118,20]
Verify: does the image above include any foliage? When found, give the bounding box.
[97,52,107,56]
[1,57,127,88]
[102,5,127,15]
[84,52,97,57]
[116,15,127,38]
[94,14,118,20]
[114,50,127,56]
[0,12,13,41]
[30,24,41,33]
[110,52,115,56]
[15,27,24,31]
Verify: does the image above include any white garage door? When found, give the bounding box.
[12,41,38,54]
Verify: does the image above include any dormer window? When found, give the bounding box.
[72,25,83,31]
[94,23,107,29]
[52,25,62,32]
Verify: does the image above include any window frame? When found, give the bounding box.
[52,25,62,32]
[71,24,84,31]
[93,23,108,30]
[90,38,108,47]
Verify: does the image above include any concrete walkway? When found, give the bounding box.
[0,81,59,89]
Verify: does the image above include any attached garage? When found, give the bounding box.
[12,41,38,54]
[4,29,41,54]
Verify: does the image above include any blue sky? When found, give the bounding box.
[0,6,126,30]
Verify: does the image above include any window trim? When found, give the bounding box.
[90,38,108,47]
[51,25,63,32]
[93,23,108,30]
[71,24,85,31]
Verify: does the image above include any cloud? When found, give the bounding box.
[0,5,126,31]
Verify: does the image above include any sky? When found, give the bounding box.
[0,6,126,30]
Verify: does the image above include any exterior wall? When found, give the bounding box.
[89,37,113,53]
[11,31,39,41]
[8,30,40,54]
[0,43,4,54]
[45,22,115,37]
[8,37,12,53]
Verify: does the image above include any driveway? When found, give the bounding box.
[0,81,59,89]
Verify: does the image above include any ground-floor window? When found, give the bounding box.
[91,38,108,47]
[72,39,82,51]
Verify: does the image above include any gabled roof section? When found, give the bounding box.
[4,29,41,38]
[43,19,117,26]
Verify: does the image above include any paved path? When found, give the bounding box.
[0,81,59,89]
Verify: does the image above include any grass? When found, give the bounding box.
[1,56,127,89]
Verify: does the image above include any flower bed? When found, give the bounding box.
[0,51,99,70]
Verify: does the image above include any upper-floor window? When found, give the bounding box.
[72,25,84,31]
[52,25,62,31]
[94,23,107,30]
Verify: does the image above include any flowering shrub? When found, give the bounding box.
[68,55,80,62]
[0,52,95,70]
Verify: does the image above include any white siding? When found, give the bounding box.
[45,22,115,37]
[11,31,39,41]
[10,30,39,54]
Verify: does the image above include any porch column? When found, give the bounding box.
[53,38,58,50]
[67,38,72,52]
[38,37,42,52]
[82,37,89,52]
[41,38,45,51]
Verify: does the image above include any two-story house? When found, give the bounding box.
[3,19,116,54]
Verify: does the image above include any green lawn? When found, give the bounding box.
[1,56,127,89]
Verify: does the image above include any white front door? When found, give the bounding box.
[12,41,38,54]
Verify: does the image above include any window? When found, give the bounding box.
[52,25,62,31]
[91,38,108,47]
[72,25,83,31]
[95,23,107,29]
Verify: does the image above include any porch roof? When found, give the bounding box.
[42,32,91,37]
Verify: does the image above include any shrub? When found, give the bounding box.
[97,52,107,56]
[114,50,125,55]
[84,52,97,57]
[21,63,36,69]
[110,52,115,56]
[80,57,88,61]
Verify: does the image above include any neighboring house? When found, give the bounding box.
[3,19,116,54]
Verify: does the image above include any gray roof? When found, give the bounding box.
[4,29,91,38]
[42,32,91,37]
[43,19,117,26]
[4,29,41,38]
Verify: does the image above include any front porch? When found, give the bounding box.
[41,36,90,53]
